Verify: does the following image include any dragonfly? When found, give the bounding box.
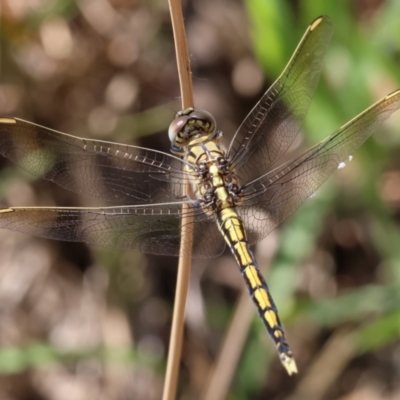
[0,16,400,375]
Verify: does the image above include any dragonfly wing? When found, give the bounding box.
[238,90,400,244]
[0,118,191,205]
[228,16,332,184]
[0,202,225,258]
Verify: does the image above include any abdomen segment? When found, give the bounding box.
[217,207,298,375]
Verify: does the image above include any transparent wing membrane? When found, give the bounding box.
[0,118,190,205]
[0,19,399,260]
[228,16,332,184]
[240,90,400,245]
[0,203,225,258]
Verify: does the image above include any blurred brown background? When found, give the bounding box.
[1,0,400,399]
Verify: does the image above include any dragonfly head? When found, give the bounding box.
[169,108,218,155]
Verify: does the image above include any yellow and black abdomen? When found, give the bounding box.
[217,207,297,375]
[187,139,297,374]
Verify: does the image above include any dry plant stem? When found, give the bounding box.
[288,327,356,400]
[202,287,255,400]
[163,1,194,400]
[168,0,194,108]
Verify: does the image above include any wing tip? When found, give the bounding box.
[0,208,15,214]
[0,118,17,125]
[310,15,330,31]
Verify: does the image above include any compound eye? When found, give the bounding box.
[189,110,216,133]
[168,115,190,143]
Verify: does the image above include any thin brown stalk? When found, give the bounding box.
[162,1,194,400]
[202,287,254,400]
[287,327,356,400]
[169,0,194,108]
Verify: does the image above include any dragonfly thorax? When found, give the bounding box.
[169,108,220,155]
[186,141,241,213]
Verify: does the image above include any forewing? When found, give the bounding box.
[0,118,191,205]
[238,90,400,244]
[0,202,225,258]
[228,16,332,184]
